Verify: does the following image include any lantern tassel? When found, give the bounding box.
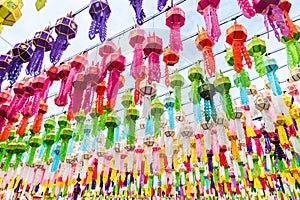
[203,47,216,77]
[170,24,183,53]
[26,47,44,76]
[237,0,256,18]
[157,0,168,11]
[148,53,161,84]
[50,35,69,65]
[203,6,221,42]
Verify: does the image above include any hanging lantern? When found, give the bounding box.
[166,5,185,53]
[196,0,221,42]
[198,78,217,123]
[140,80,156,118]
[129,0,146,25]
[9,41,33,85]
[252,0,290,41]
[89,0,111,42]
[89,103,99,138]
[121,90,133,128]
[2,129,16,171]
[255,93,275,132]
[247,35,267,77]
[50,13,78,65]
[98,41,116,83]
[35,0,46,11]
[60,126,73,162]
[31,72,46,116]
[42,65,60,101]
[0,53,13,88]
[71,72,86,114]
[0,0,23,30]
[105,112,118,149]
[27,131,41,165]
[0,106,19,141]
[126,103,139,145]
[188,63,203,124]
[237,0,256,18]
[280,0,298,35]
[0,87,11,105]
[281,29,300,70]
[95,81,106,115]
[163,48,179,87]
[264,58,282,96]
[16,96,32,137]
[42,118,56,162]
[13,137,26,169]
[151,98,164,138]
[226,22,252,73]
[82,62,99,114]
[26,26,53,76]
[233,69,251,107]
[106,50,125,109]
[54,63,70,107]
[0,102,9,135]
[32,100,47,134]
[55,114,68,142]
[164,93,175,129]
[75,110,86,141]
[195,27,216,77]
[129,26,146,104]
[170,68,184,112]
[213,71,235,120]
[143,33,163,84]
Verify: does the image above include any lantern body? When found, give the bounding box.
[252,0,280,13]
[0,0,23,26]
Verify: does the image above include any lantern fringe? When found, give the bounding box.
[170,25,183,53]
[237,0,256,19]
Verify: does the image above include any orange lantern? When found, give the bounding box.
[279,0,298,35]
[226,22,252,73]
[32,100,48,134]
[163,48,179,87]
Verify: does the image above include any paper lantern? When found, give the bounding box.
[60,126,73,162]
[26,26,53,76]
[163,48,179,87]
[106,49,126,110]
[126,103,139,145]
[170,68,184,112]
[0,102,9,137]
[233,69,251,106]
[42,118,56,162]
[140,80,156,118]
[237,0,256,18]
[35,0,46,11]
[280,0,298,35]
[151,98,164,138]
[54,63,70,106]
[9,41,33,85]
[129,0,146,25]
[89,0,111,42]
[27,131,41,164]
[74,110,86,141]
[32,100,47,134]
[0,53,13,88]
[96,81,106,115]
[121,90,133,127]
[41,65,60,101]
[0,0,23,26]
[129,26,146,104]
[69,72,86,115]
[252,0,290,41]
[13,137,26,169]
[164,93,175,129]
[264,58,281,96]
[2,129,16,171]
[197,0,221,42]
[195,27,216,77]
[143,33,163,84]
[226,22,252,73]
[31,72,46,116]
[248,35,267,77]
[98,41,116,83]
[213,72,235,120]
[104,112,118,149]
[166,5,185,53]
[50,13,78,65]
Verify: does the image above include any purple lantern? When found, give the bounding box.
[0,54,13,89]
[9,41,33,85]
[50,13,78,65]
[158,0,169,11]
[129,0,146,25]
[27,26,53,76]
[89,0,111,42]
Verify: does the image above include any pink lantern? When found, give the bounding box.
[54,63,70,106]
[252,0,290,40]
[197,0,221,42]
[129,26,147,104]
[31,72,46,116]
[166,5,185,53]
[106,49,126,110]
[143,33,163,84]
[6,80,24,120]
[98,41,116,83]
[71,72,86,115]
[42,65,60,101]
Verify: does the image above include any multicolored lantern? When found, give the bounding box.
[26,26,53,76]
[252,0,290,41]
[237,0,256,18]
[151,98,164,138]
[170,68,184,112]
[129,0,146,25]
[106,49,126,110]
[165,5,185,53]
[163,48,179,88]
[88,0,111,42]
[196,0,221,42]
[50,13,78,65]
[195,27,216,77]
[226,22,252,73]
[126,103,139,145]
[213,71,235,120]
[0,53,13,88]
[248,35,267,77]
[129,26,147,104]
[143,33,163,84]
[9,41,33,85]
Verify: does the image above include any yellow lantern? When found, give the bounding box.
[0,0,23,26]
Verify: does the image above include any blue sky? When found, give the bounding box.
[0,0,299,124]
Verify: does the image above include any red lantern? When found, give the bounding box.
[0,111,19,141]
[279,0,298,35]
[165,5,185,53]
[54,63,70,106]
[42,65,60,101]
[195,27,216,77]
[31,72,46,116]
[129,26,147,105]
[226,22,252,73]
[106,49,126,110]
[163,48,179,87]
[6,80,24,121]
[143,33,163,84]
[99,41,116,83]
[96,81,106,115]
[197,0,221,42]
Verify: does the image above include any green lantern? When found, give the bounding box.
[105,112,118,149]
[90,103,99,138]
[188,62,204,104]
[213,72,235,120]
[60,125,73,161]
[126,103,139,145]
[151,98,164,138]
[55,114,68,142]
[27,132,41,165]
[42,130,56,162]
[170,69,185,112]
[247,35,267,77]
[75,110,86,141]
[0,141,7,164]
[2,127,17,171]
[99,101,111,131]
[121,90,133,125]
[13,137,27,169]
